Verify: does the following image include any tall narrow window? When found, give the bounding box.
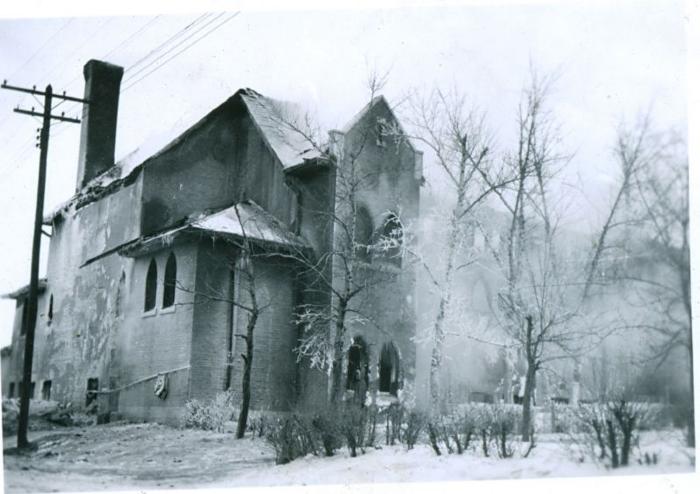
[379,342,401,396]
[116,271,126,318]
[47,295,54,325]
[9,382,14,398]
[29,381,35,399]
[163,253,177,308]
[354,206,373,263]
[144,259,157,312]
[20,300,28,335]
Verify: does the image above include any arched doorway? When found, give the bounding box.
[379,342,401,396]
[346,337,369,405]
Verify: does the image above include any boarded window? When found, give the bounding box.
[354,206,373,263]
[379,343,400,396]
[42,380,52,400]
[163,253,177,308]
[86,378,99,408]
[144,259,157,312]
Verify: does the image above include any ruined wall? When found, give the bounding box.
[117,241,197,424]
[3,175,144,409]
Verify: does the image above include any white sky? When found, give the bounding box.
[0,0,689,347]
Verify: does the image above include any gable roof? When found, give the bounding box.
[120,200,307,258]
[341,94,418,152]
[239,89,322,169]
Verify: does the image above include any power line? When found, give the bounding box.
[120,12,225,87]
[122,12,240,94]
[50,13,216,124]
[6,18,74,82]
[123,13,212,75]
[52,15,164,112]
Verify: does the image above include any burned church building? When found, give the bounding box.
[1,60,422,423]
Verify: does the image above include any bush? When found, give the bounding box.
[573,400,661,468]
[402,409,427,450]
[183,392,234,432]
[423,403,523,459]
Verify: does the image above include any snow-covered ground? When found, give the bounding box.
[1,422,695,493]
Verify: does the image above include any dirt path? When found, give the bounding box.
[2,422,275,493]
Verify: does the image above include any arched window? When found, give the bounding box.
[354,206,373,263]
[144,259,157,312]
[379,342,401,396]
[163,253,177,308]
[379,213,403,266]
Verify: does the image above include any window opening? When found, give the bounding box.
[163,253,177,308]
[144,259,157,312]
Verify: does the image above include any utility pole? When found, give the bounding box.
[1,80,86,449]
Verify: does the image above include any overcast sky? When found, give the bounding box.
[0,0,688,346]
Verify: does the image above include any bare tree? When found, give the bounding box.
[476,71,641,442]
[402,89,515,409]
[605,123,693,446]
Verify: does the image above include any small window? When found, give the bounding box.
[144,259,157,312]
[42,380,52,400]
[8,382,15,398]
[376,118,388,147]
[163,253,177,308]
[86,378,99,408]
[47,295,54,325]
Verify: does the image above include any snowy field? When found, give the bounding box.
[1,422,695,493]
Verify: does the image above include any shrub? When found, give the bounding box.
[311,410,342,457]
[402,409,427,450]
[573,400,661,468]
[183,392,233,432]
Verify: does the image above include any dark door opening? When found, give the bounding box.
[86,378,99,410]
[42,380,52,400]
[379,342,400,396]
[346,337,369,405]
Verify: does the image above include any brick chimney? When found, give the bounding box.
[76,60,124,190]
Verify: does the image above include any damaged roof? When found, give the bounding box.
[239,89,323,170]
[44,88,324,224]
[120,201,308,258]
[2,278,48,300]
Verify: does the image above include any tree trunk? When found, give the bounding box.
[521,363,537,442]
[687,344,695,447]
[236,312,257,439]
[330,300,348,403]
[520,316,537,442]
